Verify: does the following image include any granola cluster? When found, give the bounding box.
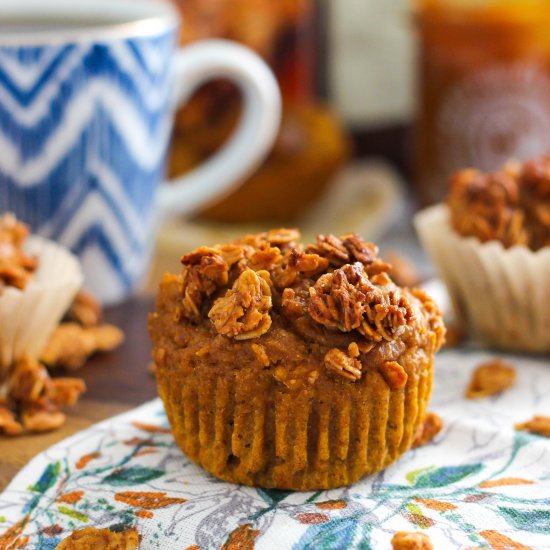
[448,155,550,250]
[0,213,38,292]
[0,355,85,435]
[177,229,444,383]
[0,219,125,438]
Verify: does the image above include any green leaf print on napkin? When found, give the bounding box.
[498,506,550,534]
[30,462,60,494]
[103,466,164,486]
[412,463,483,488]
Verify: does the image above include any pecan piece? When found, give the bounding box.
[309,263,368,332]
[379,360,408,390]
[309,262,414,342]
[324,348,362,381]
[412,411,443,448]
[55,526,139,550]
[465,359,516,399]
[391,531,433,550]
[180,247,229,321]
[515,415,550,438]
[208,268,272,340]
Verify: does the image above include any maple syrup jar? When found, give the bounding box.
[414,0,550,204]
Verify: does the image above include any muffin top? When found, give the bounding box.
[0,213,37,292]
[448,156,550,250]
[166,229,444,384]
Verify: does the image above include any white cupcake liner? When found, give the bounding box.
[415,204,550,353]
[0,236,83,370]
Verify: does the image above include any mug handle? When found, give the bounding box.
[157,39,281,218]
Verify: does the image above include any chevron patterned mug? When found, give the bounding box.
[0,0,281,304]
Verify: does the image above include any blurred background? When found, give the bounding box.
[151,0,550,284]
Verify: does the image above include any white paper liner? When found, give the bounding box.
[0,236,83,369]
[414,204,550,353]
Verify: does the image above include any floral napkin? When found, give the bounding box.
[1,349,550,550]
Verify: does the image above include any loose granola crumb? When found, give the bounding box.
[0,213,38,292]
[66,289,102,327]
[391,531,434,550]
[379,360,408,390]
[465,359,516,399]
[55,526,139,550]
[515,415,550,438]
[22,406,66,433]
[209,268,272,339]
[412,411,443,448]
[324,348,362,381]
[0,405,23,436]
[41,323,124,370]
[1,356,86,437]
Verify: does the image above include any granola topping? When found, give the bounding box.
[171,229,444,383]
[379,360,408,390]
[324,347,362,381]
[448,155,550,250]
[208,268,272,340]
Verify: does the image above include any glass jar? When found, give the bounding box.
[414,0,550,204]
[167,0,349,223]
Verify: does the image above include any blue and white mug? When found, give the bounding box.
[0,0,281,303]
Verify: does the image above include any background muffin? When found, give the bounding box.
[149,230,444,490]
[415,156,550,352]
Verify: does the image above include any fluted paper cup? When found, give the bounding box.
[0,236,83,369]
[415,204,550,353]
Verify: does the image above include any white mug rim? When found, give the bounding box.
[0,0,180,46]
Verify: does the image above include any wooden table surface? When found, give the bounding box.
[0,298,157,491]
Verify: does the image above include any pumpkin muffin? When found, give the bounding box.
[149,229,445,490]
[415,155,550,352]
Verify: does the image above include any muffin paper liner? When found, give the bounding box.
[415,204,550,352]
[0,236,83,369]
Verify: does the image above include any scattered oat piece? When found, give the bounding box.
[45,378,86,407]
[515,415,550,438]
[466,359,516,399]
[66,289,102,327]
[385,252,421,288]
[391,531,433,550]
[324,348,362,381]
[41,322,124,370]
[413,411,443,448]
[379,360,408,390]
[55,526,139,549]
